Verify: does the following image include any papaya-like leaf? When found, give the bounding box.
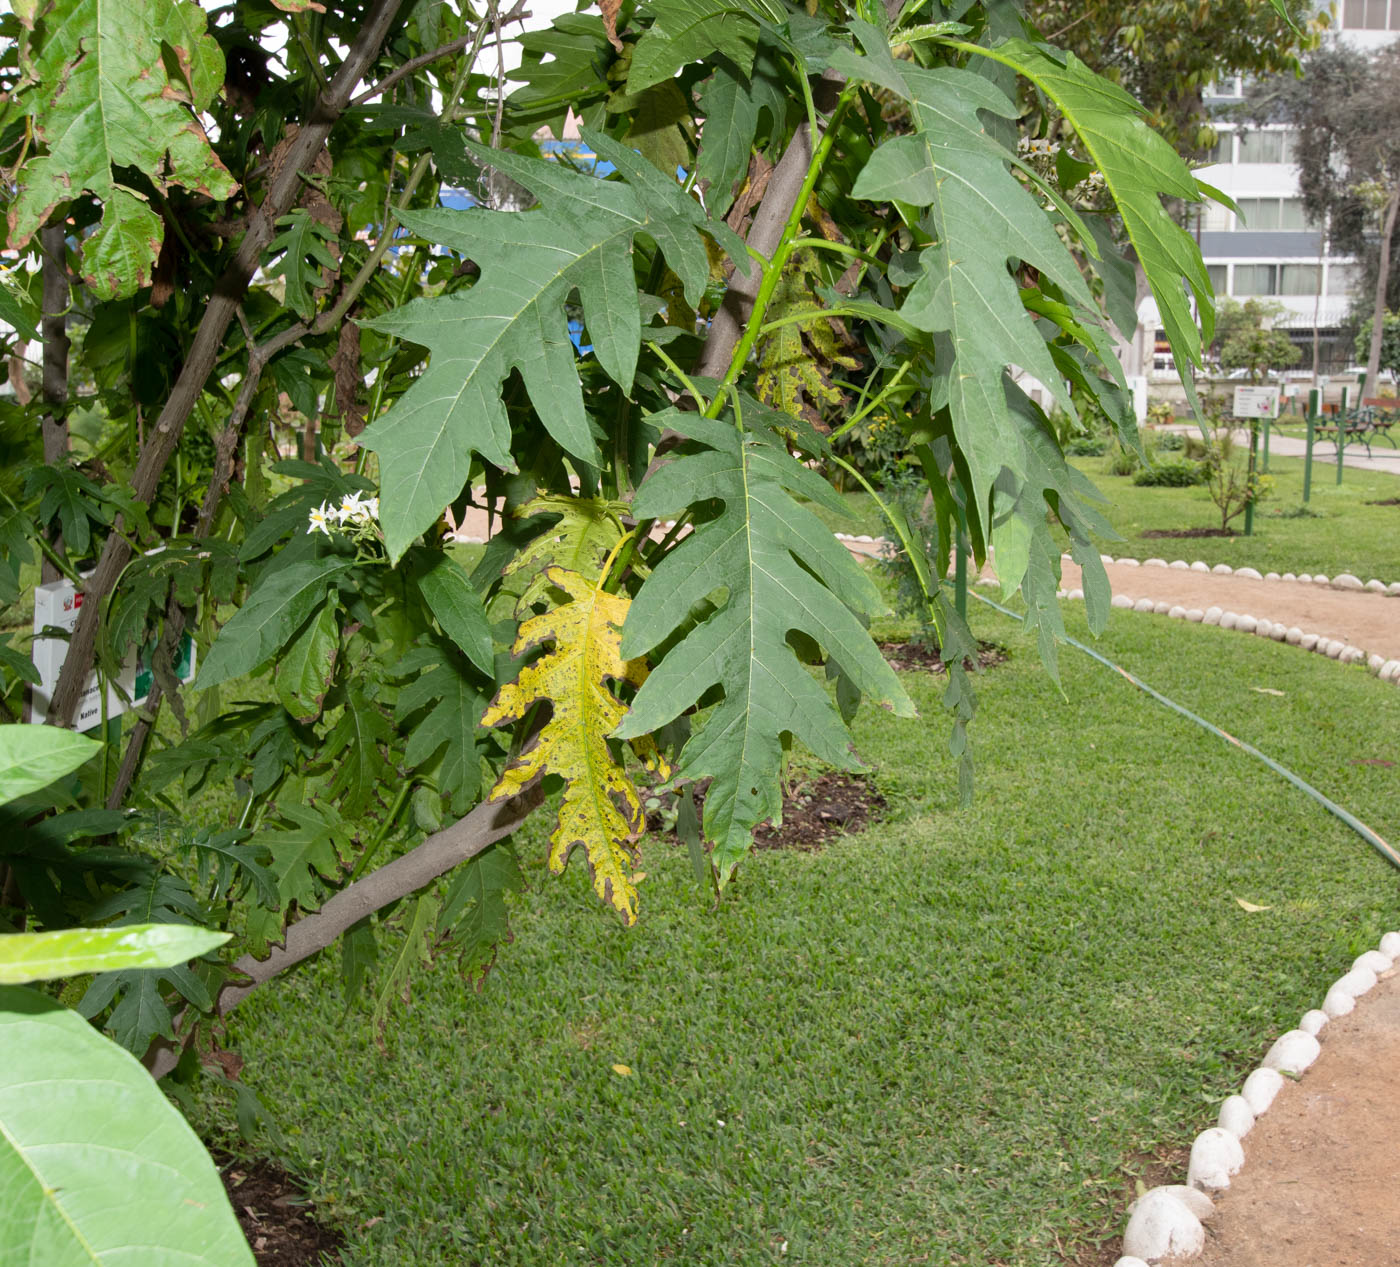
[500,493,630,609]
[616,406,914,880]
[359,129,736,562]
[275,598,339,724]
[9,0,236,300]
[481,566,663,925]
[628,0,760,93]
[266,210,341,321]
[414,552,494,674]
[0,986,254,1265]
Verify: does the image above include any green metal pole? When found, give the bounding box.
[1303,387,1318,504]
[1337,384,1348,485]
[1262,412,1271,472]
[1244,419,1257,536]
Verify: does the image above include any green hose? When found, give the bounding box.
[969,589,1400,875]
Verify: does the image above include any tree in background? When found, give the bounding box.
[1249,44,1400,396]
[1353,311,1400,379]
[1216,297,1302,381]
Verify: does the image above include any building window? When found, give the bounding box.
[1237,130,1297,164]
[1278,199,1311,230]
[1208,265,1228,294]
[1202,133,1233,165]
[1280,265,1321,295]
[1191,201,1232,232]
[1343,0,1400,26]
[1232,198,1312,230]
[1233,264,1278,296]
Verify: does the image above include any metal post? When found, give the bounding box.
[1244,420,1258,537]
[1337,385,1348,485]
[1262,413,1271,472]
[1304,387,1318,504]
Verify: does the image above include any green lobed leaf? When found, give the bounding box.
[195,558,356,690]
[0,985,254,1265]
[360,129,731,561]
[437,844,524,985]
[0,727,101,806]
[266,210,341,321]
[0,266,41,343]
[616,405,914,879]
[275,597,340,724]
[10,0,236,300]
[0,923,230,985]
[414,553,494,674]
[394,646,486,816]
[627,0,760,93]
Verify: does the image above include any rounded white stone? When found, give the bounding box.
[1381,660,1400,682]
[1388,581,1400,596]
[1369,654,1386,674]
[1114,1259,1152,1267]
[1056,589,1068,599]
[1379,931,1400,958]
[1354,950,1392,975]
[1144,557,1168,567]
[1186,609,1205,622]
[1285,626,1303,645]
[1203,606,1223,625]
[1313,573,1330,585]
[1100,554,1114,565]
[1341,646,1364,664]
[1324,639,1343,659]
[1170,559,1189,569]
[1299,1009,1330,1036]
[1323,985,1357,1018]
[1069,587,1084,600]
[1153,601,1171,615]
[1128,1185,1217,1222]
[855,534,874,543]
[1121,557,1141,567]
[1123,1188,1207,1259]
[1242,1066,1285,1115]
[1253,619,1272,637]
[1218,1094,1255,1139]
[1332,572,1363,590]
[1334,965,1379,999]
[1265,571,1281,582]
[1282,572,1297,582]
[1111,594,1134,609]
[1191,560,1211,572]
[1212,563,1233,574]
[1219,611,1238,630]
[1236,566,1263,580]
[1168,605,1187,620]
[1366,578,1388,593]
[1262,1029,1321,1075]
[1298,573,1313,583]
[1236,615,1258,634]
[1134,597,1156,613]
[1270,623,1286,641]
[1300,633,1319,651]
[1187,1128,1245,1191]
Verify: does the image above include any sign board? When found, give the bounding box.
[30,576,195,730]
[1232,385,1281,419]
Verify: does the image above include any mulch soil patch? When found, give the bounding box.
[1139,526,1238,538]
[649,772,887,852]
[877,639,1008,674]
[214,1149,342,1266]
[1366,497,1400,506]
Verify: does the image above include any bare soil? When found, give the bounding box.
[876,639,1008,674]
[1171,966,1400,1267]
[216,1150,342,1265]
[1059,559,1400,662]
[1140,527,1240,539]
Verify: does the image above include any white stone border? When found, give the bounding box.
[1091,553,1400,598]
[1112,933,1400,1265]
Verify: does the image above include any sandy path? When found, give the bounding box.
[1177,966,1400,1267]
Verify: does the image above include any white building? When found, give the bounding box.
[1132,4,1397,378]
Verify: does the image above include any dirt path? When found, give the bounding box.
[1174,965,1400,1267]
[1060,561,1400,663]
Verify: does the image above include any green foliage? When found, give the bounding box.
[1132,457,1207,487]
[1353,311,1400,374]
[1217,298,1302,381]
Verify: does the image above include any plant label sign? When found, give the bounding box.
[1232,386,1281,419]
[30,577,195,729]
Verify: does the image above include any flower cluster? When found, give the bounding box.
[307,491,380,536]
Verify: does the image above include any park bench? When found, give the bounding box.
[1314,401,1397,457]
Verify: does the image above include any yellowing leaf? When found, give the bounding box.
[481,566,665,924]
[611,1063,633,1076]
[1235,898,1273,913]
[1250,687,1286,697]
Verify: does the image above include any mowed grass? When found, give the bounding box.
[197,604,1400,1266]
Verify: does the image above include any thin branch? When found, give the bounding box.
[144,783,544,1079]
[350,32,475,106]
[47,0,409,727]
[39,224,69,587]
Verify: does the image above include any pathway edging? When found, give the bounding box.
[1111,935,1400,1266]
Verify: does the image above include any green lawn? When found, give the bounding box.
[194,604,1400,1266]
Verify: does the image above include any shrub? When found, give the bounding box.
[1133,458,1207,487]
[1155,430,1186,452]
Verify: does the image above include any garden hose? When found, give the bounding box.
[968,590,1400,875]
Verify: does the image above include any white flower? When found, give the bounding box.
[307,501,333,535]
[363,495,379,521]
[337,491,369,524]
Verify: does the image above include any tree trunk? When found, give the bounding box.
[39,225,70,585]
[1364,184,1400,398]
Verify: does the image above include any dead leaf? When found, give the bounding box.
[1250,686,1285,696]
[599,0,624,51]
[611,1063,633,1076]
[1235,897,1273,913]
